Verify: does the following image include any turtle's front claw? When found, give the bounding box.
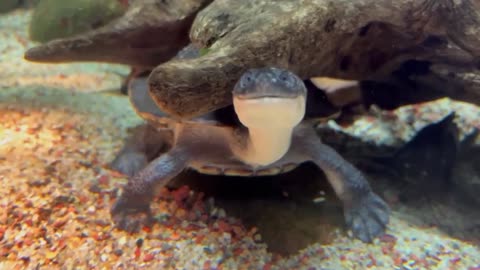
[110,196,153,233]
[344,191,390,243]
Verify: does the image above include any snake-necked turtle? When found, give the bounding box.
[111,67,390,243]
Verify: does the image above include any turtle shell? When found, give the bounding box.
[128,76,239,128]
[129,74,341,131]
[128,75,341,177]
[129,78,305,176]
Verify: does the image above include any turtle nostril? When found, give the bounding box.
[235,71,256,92]
[241,77,251,88]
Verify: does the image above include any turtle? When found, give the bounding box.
[110,66,390,243]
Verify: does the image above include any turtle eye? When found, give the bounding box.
[234,70,256,93]
[239,71,255,88]
[279,70,297,89]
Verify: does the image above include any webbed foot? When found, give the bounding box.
[344,191,390,242]
[110,196,153,233]
[110,148,189,232]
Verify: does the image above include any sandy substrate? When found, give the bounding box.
[1,9,480,270]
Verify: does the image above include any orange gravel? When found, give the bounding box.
[1,9,480,270]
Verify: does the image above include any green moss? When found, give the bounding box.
[28,0,126,43]
[0,0,21,13]
[199,47,211,56]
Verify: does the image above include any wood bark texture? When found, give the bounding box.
[149,0,480,118]
[24,0,213,68]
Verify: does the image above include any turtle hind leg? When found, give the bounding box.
[111,147,189,232]
[306,141,390,242]
[109,124,172,177]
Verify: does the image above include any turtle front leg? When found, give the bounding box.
[111,148,188,232]
[307,142,390,242]
[110,125,172,177]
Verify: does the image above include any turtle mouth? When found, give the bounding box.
[233,95,306,128]
[234,94,301,100]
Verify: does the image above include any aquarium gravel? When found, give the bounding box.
[1,9,480,270]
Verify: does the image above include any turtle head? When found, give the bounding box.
[232,67,306,129]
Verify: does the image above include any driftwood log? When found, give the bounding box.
[148,0,480,118]
[23,0,480,118]
[24,0,212,68]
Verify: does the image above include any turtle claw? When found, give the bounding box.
[344,191,390,243]
[110,196,153,233]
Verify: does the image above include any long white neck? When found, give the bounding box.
[240,127,294,166]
